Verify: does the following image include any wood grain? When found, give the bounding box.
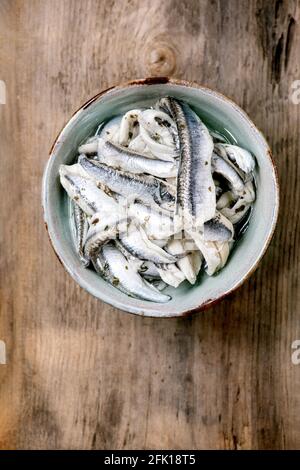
[0,0,300,450]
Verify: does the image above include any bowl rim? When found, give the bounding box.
[42,77,280,318]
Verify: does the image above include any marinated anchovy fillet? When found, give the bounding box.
[220,144,255,174]
[99,115,123,144]
[189,232,230,276]
[128,202,182,240]
[138,109,179,161]
[166,237,198,255]
[140,109,178,147]
[59,97,257,303]
[71,201,90,266]
[216,191,233,210]
[217,181,255,224]
[203,212,234,242]
[59,164,119,216]
[211,152,245,195]
[114,239,144,272]
[78,116,123,155]
[78,155,175,208]
[157,263,186,288]
[129,134,152,155]
[177,251,202,285]
[119,109,141,146]
[167,239,202,284]
[139,261,161,279]
[97,138,178,178]
[157,97,216,226]
[78,136,98,155]
[93,244,171,303]
[119,224,177,264]
[84,213,127,258]
[151,238,168,248]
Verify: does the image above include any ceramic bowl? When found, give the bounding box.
[42,78,279,317]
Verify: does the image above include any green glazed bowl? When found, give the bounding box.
[42,78,279,317]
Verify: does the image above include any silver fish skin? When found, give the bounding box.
[114,240,144,271]
[93,244,171,303]
[157,97,216,226]
[214,144,248,181]
[59,164,119,216]
[97,138,178,178]
[84,213,126,258]
[78,155,175,207]
[211,152,245,195]
[71,201,90,266]
[203,212,234,242]
[220,144,255,174]
[119,224,177,264]
[139,261,161,279]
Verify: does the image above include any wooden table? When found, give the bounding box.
[0,0,299,450]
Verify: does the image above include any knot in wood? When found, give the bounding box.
[146,43,177,76]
